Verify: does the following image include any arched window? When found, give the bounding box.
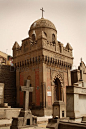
[60,45,61,53]
[44,32,47,37]
[25,60,26,65]
[33,57,34,63]
[27,59,29,64]
[20,62,21,67]
[32,34,35,41]
[15,63,16,67]
[52,34,55,44]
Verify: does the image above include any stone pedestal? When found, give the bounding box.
[52,101,66,119]
[46,117,69,129]
[11,109,37,129]
[11,80,37,129]
[19,109,32,125]
[66,83,86,122]
[0,119,11,129]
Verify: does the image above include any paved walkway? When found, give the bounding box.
[0,116,52,129]
[37,116,52,129]
[37,116,52,122]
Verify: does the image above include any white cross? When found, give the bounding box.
[21,80,33,111]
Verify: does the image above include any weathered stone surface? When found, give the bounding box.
[66,85,86,121]
[0,119,11,129]
[59,121,86,129]
[66,60,86,122]
[0,108,21,119]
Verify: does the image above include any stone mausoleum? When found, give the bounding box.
[12,15,73,116]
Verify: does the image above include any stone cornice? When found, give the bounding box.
[15,55,72,70]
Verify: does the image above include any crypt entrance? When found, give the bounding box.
[53,78,66,118]
[54,78,63,102]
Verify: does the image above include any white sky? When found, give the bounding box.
[0,0,86,68]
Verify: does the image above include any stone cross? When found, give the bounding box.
[80,58,84,80]
[21,80,33,111]
[40,7,45,18]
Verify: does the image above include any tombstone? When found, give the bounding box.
[11,80,37,129]
[0,83,4,106]
[66,60,86,122]
[0,83,10,119]
[0,83,14,129]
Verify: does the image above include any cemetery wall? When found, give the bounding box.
[0,65,16,107]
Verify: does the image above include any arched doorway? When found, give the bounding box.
[54,78,63,101]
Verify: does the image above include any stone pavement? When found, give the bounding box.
[37,116,52,129]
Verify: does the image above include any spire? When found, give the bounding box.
[66,43,73,50]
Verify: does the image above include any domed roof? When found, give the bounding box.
[30,18,57,31]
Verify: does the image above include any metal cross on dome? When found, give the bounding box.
[40,7,45,18]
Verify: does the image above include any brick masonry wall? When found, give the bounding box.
[0,65,16,107]
[19,72,24,107]
[35,68,40,106]
[64,72,68,103]
[47,68,52,107]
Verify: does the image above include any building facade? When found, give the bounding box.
[12,18,73,116]
[0,51,16,107]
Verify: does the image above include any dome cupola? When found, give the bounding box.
[30,18,57,32]
[29,18,57,43]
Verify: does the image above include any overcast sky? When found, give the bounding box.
[0,0,86,68]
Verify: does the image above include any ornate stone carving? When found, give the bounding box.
[51,71,63,87]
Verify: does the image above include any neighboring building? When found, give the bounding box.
[0,51,8,65]
[0,51,13,66]
[0,51,16,107]
[12,17,73,116]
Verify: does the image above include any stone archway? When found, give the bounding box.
[54,78,62,101]
[53,74,64,102]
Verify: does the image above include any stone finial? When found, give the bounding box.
[12,41,20,50]
[81,57,82,62]
[66,43,73,50]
